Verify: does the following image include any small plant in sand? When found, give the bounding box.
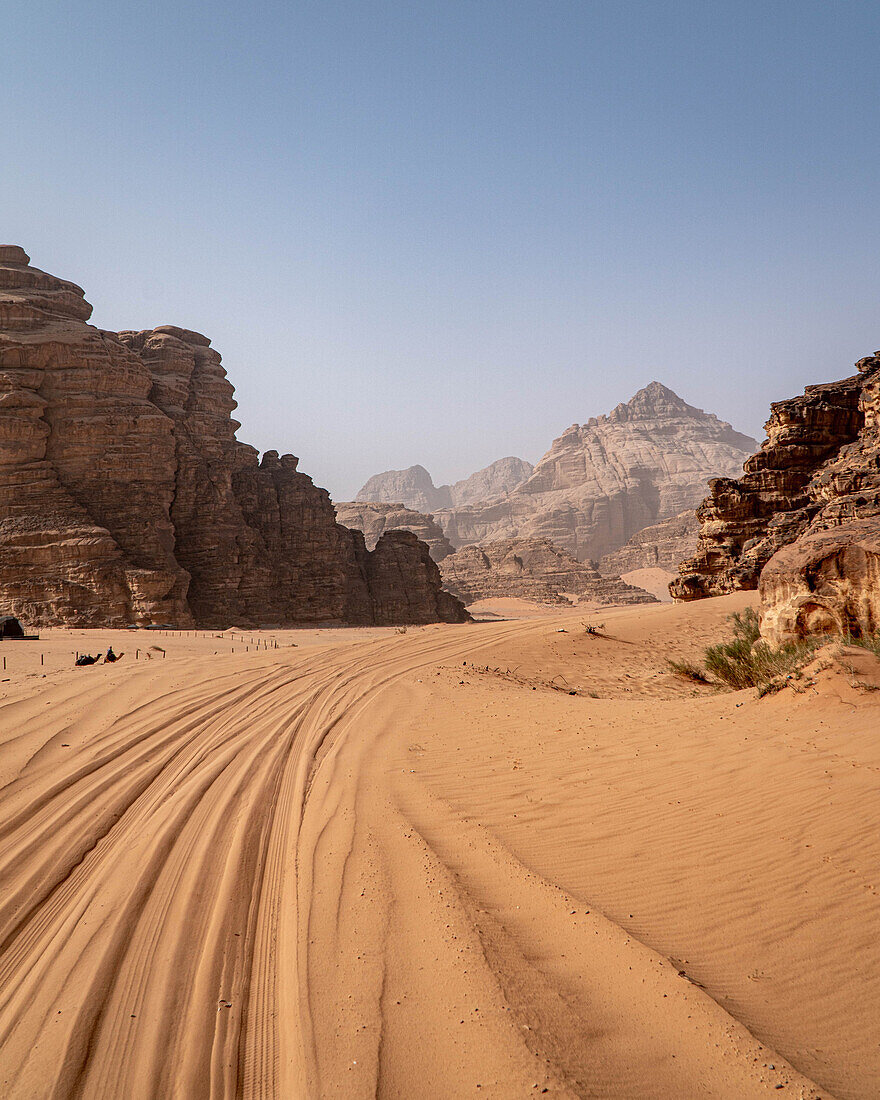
[581,622,605,636]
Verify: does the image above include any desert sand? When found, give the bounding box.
[620,567,676,602]
[1,595,878,1098]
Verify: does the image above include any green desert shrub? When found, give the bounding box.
[702,607,821,692]
[672,608,880,695]
[667,658,712,683]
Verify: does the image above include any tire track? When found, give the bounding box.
[1,615,749,1098]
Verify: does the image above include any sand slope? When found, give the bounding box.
[0,598,877,1097]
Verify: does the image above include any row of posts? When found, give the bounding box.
[0,635,280,674]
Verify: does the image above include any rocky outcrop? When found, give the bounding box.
[759,519,880,643]
[334,501,455,561]
[439,538,657,607]
[671,351,880,644]
[598,510,699,575]
[0,247,469,627]
[358,529,468,625]
[355,456,533,514]
[671,368,866,603]
[0,247,190,625]
[433,384,756,561]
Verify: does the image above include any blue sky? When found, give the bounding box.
[5,1,880,498]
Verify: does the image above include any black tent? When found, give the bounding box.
[0,616,24,639]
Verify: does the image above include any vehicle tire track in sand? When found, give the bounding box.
[0,617,842,1098]
[0,623,539,1098]
[295,674,834,1099]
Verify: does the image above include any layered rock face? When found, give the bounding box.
[672,353,880,643]
[0,248,468,627]
[334,501,455,561]
[0,247,190,624]
[433,384,756,561]
[439,538,657,607]
[598,510,699,575]
[759,520,880,643]
[671,370,867,601]
[355,456,534,513]
[357,529,468,624]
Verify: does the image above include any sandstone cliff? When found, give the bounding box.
[598,510,699,576]
[670,370,866,601]
[671,352,880,644]
[0,247,190,625]
[439,538,657,607]
[433,384,756,562]
[333,501,455,561]
[355,456,533,513]
[0,247,468,627]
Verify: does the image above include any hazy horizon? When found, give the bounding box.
[6,1,880,499]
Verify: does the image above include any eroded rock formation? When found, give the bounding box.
[672,352,880,643]
[759,519,880,643]
[439,538,657,607]
[432,384,756,561]
[0,247,190,624]
[0,247,468,627]
[598,510,699,576]
[334,501,455,561]
[671,370,867,600]
[356,464,445,512]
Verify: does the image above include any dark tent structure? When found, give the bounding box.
[0,616,25,639]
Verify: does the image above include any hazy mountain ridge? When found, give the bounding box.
[358,381,757,564]
[355,456,534,512]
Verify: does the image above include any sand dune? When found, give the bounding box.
[0,598,877,1097]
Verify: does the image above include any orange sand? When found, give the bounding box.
[1,594,877,1098]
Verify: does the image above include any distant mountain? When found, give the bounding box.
[434,382,756,561]
[352,382,756,564]
[355,456,534,512]
[448,456,535,506]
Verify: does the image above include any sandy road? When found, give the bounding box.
[0,605,866,1098]
[0,620,549,1098]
